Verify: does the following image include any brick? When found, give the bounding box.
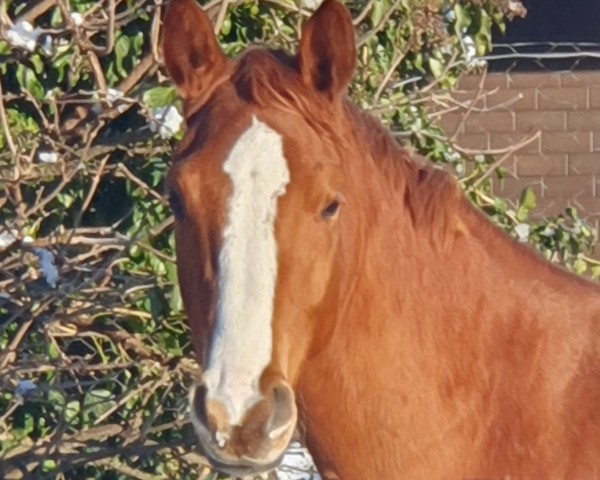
[450,90,486,109]
[574,197,600,214]
[458,73,508,90]
[567,111,600,131]
[543,175,594,198]
[504,157,518,176]
[495,176,543,199]
[464,111,515,133]
[508,72,561,88]
[516,111,566,132]
[455,133,489,151]
[560,71,600,87]
[569,153,600,174]
[515,154,567,176]
[590,86,600,109]
[594,131,600,152]
[486,88,537,111]
[541,131,591,154]
[531,197,571,217]
[437,113,464,135]
[538,87,587,110]
[489,133,541,154]
[456,75,481,90]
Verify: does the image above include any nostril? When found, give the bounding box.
[191,383,209,425]
[190,384,232,450]
[189,379,296,472]
[266,382,296,440]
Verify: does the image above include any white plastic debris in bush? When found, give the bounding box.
[149,105,184,139]
[463,36,476,61]
[276,442,322,480]
[38,151,59,164]
[6,21,41,52]
[41,35,53,56]
[106,88,123,106]
[15,380,37,399]
[32,247,60,287]
[0,229,18,249]
[514,223,530,242]
[301,0,322,9]
[107,88,128,113]
[70,12,84,26]
[541,226,556,237]
[462,35,486,69]
[92,88,128,114]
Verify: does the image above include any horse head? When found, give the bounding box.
[163,0,357,474]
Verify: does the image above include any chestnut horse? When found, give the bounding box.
[162,0,600,478]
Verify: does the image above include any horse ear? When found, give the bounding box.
[162,0,226,100]
[298,0,356,101]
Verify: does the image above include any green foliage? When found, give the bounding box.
[0,0,596,479]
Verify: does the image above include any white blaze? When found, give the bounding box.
[203,116,290,426]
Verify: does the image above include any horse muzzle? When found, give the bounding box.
[189,378,297,475]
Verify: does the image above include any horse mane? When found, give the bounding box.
[232,48,462,249]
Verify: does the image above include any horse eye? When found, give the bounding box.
[321,198,340,219]
[168,190,185,220]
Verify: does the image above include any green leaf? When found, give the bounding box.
[143,86,178,109]
[428,57,444,79]
[573,258,587,275]
[50,7,63,27]
[83,389,115,420]
[65,400,81,424]
[516,187,537,221]
[42,460,57,473]
[519,187,537,210]
[16,66,44,100]
[0,40,10,55]
[114,34,131,77]
[454,4,472,32]
[221,17,232,36]
[474,10,492,56]
[47,341,60,360]
[371,0,391,26]
[168,285,183,314]
[132,31,144,55]
[30,54,44,74]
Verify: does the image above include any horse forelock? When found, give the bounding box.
[173,45,466,261]
[232,49,348,146]
[223,47,464,248]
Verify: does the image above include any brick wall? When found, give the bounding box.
[437,71,600,230]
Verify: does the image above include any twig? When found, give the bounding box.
[469,131,542,189]
[0,319,35,369]
[19,0,56,24]
[353,0,374,25]
[119,53,157,93]
[213,0,230,35]
[0,71,17,158]
[357,0,402,47]
[454,131,541,158]
[374,50,405,101]
[115,163,166,203]
[70,154,110,241]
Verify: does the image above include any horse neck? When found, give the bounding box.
[297,186,600,477]
[354,193,600,334]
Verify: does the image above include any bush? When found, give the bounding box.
[0,1,596,479]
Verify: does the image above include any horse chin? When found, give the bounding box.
[189,376,298,475]
[205,454,284,477]
[193,428,287,477]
